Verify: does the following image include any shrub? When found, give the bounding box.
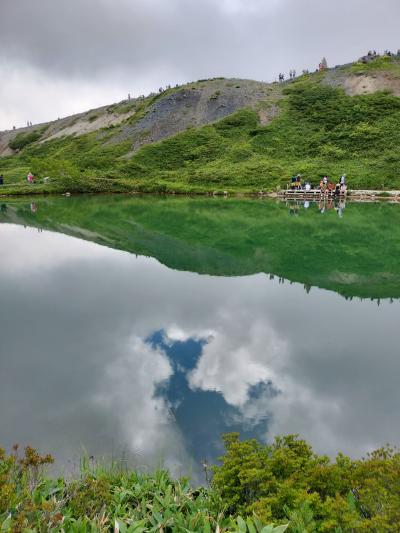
[9,130,42,150]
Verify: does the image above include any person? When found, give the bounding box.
[305,181,311,192]
[290,175,297,190]
[335,199,346,217]
[296,174,302,190]
[340,174,347,194]
[27,172,34,184]
[0,174,3,186]
[335,182,340,196]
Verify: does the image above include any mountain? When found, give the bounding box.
[1,54,400,194]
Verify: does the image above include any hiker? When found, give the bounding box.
[0,174,3,186]
[327,181,335,193]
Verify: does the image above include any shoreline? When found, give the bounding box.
[2,188,400,203]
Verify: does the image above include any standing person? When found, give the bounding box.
[293,69,296,78]
[340,174,346,186]
[27,172,34,184]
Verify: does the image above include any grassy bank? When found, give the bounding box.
[1,434,400,532]
[2,58,400,195]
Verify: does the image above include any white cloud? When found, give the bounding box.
[189,317,287,406]
[1,0,400,129]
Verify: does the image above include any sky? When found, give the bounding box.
[1,0,400,129]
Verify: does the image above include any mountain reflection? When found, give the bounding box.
[2,195,400,299]
[0,211,399,479]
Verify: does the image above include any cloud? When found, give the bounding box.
[188,317,287,406]
[1,0,400,128]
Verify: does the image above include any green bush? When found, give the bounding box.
[9,130,42,151]
[213,433,400,531]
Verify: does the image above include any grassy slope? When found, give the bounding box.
[2,195,400,299]
[1,56,400,194]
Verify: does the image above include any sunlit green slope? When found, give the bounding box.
[1,56,400,194]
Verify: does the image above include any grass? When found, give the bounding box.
[0,444,287,533]
[1,59,400,194]
[2,433,400,532]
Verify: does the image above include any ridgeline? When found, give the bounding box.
[1,54,400,195]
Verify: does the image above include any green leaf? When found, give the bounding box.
[237,516,247,532]
[260,526,274,533]
[246,517,257,533]
[272,526,289,533]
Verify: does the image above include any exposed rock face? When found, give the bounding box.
[113,79,275,150]
[0,78,275,157]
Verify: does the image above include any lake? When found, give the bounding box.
[0,195,399,480]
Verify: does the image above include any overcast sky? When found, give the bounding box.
[1,0,399,130]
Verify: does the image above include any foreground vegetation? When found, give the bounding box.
[1,434,400,532]
[1,56,400,195]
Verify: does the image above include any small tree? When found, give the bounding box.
[321,57,328,69]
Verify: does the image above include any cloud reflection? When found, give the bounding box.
[0,225,399,475]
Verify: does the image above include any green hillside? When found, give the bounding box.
[1,56,400,194]
[2,195,400,299]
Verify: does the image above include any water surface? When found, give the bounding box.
[0,196,399,479]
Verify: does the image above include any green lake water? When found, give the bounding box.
[0,195,399,479]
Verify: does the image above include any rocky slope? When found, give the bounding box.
[0,78,278,158]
